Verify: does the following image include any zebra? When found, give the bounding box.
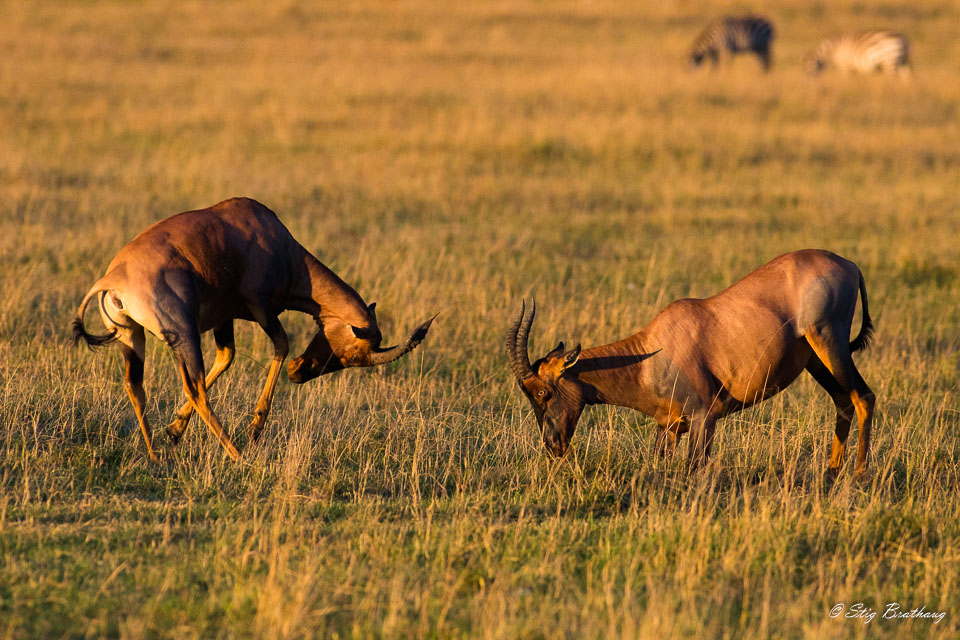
[688,15,776,71]
[806,30,911,79]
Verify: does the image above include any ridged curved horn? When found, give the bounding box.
[366,313,437,366]
[505,301,522,372]
[506,299,536,381]
[505,300,524,377]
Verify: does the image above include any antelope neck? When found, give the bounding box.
[573,335,650,408]
[297,253,369,324]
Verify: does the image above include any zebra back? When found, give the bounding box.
[689,15,775,69]
[808,30,910,76]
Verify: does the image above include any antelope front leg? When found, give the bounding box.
[686,414,717,472]
[653,426,673,457]
[248,313,289,443]
[654,422,680,458]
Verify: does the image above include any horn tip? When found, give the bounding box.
[410,313,437,344]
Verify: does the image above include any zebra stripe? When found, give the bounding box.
[807,30,911,78]
[689,15,776,71]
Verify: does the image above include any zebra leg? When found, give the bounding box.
[757,46,772,71]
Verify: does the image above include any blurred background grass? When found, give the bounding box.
[1,1,959,638]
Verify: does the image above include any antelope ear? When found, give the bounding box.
[561,344,581,370]
[367,302,377,318]
[351,325,376,340]
[545,341,565,359]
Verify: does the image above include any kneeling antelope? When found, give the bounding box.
[506,250,876,475]
[73,197,436,461]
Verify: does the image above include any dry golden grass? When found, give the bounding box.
[1,1,959,638]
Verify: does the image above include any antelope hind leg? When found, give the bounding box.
[805,330,876,478]
[117,327,158,461]
[168,322,236,443]
[805,355,855,475]
[173,332,241,461]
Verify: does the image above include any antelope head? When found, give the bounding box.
[506,300,584,457]
[287,302,437,383]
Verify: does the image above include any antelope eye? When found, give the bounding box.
[536,389,547,398]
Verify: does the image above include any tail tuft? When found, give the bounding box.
[849,268,874,353]
[71,316,116,350]
[849,316,874,352]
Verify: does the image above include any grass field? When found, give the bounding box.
[2,1,960,637]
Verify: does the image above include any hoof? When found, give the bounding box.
[822,467,842,489]
[248,416,267,443]
[167,419,188,444]
[223,443,242,462]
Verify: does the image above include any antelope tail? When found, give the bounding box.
[71,286,117,349]
[849,269,874,352]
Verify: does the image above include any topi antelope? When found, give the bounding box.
[73,197,436,461]
[506,250,876,476]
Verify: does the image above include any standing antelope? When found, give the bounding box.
[806,30,911,79]
[688,15,776,71]
[506,250,876,476]
[72,197,436,461]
